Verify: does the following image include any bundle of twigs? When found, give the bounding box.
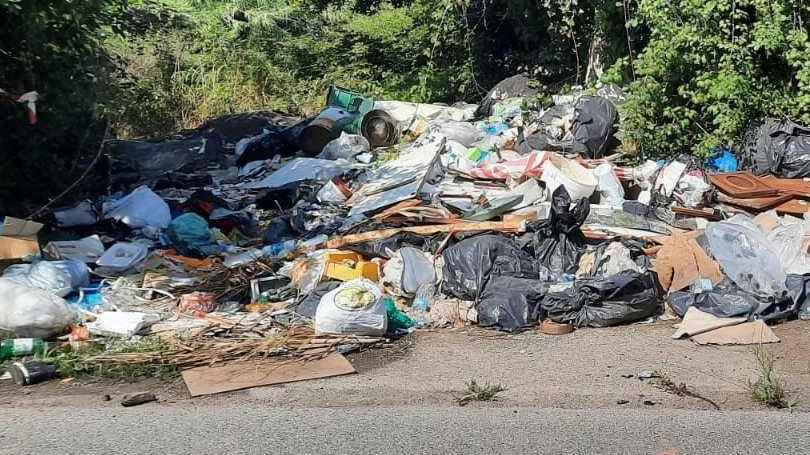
[87,327,384,369]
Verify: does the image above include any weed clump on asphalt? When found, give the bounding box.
[749,346,796,409]
[652,369,720,410]
[456,379,506,406]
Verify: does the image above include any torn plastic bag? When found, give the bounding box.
[0,278,77,338]
[441,234,541,302]
[542,270,661,327]
[738,117,810,178]
[2,259,89,298]
[477,276,549,331]
[314,279,387,336]
[103,185,171,230]
[705,215,787,296]
[477,74,539,117]
[519,186,589,278]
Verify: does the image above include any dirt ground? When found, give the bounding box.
[2,320,810,411]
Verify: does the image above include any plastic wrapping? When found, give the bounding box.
[0,278,77,338]
[706,215,787,296]
[738,117,810,178]
[594,163,624,205]
[314,279,387,336]
[542,270,661,327]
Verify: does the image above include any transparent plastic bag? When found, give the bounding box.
[706,215,787,296]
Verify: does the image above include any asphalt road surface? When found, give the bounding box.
[2,405,809,454]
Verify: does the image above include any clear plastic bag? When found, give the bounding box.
[0,278,77,338]
[706,215,787,296]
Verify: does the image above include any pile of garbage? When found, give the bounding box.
[3,80,810,392]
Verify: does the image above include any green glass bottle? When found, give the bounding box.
[0,338,45,360]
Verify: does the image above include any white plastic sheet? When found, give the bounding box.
[2,259,89,297]
[103,186,171,229]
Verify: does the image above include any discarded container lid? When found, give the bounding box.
[10,360,57,386]
[361,109,399,148]
[539,318,574,335]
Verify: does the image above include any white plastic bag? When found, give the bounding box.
[0,278,77,338]
[3,259,89,297]
[315,279,387,336]
[43,235,106,263]
[103,186,171,229]
[318,133,370,160]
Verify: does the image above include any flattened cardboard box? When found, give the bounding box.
[0,217,43,259]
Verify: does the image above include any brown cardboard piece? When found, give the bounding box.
[182,352,356,397]
[691,320,780,345]
[0,217,43,260]
[654,233,724,293]
[672,307,747,339]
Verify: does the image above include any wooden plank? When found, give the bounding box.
[326,220,522,249]
[182,353,356,397]
[759,175,810,198]
[716,191,793,211]
[709,172,778,198]
[775,199,810,214]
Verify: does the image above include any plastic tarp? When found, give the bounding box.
[244,158,354,190]
[541,270,661,327]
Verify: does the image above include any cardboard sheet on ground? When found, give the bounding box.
[182,353,356,397]
[691,320,779,345]
[672,307,747,339]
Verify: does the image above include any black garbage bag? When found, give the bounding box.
[477,74,539,117]
[515,96,617,158]
[571,96,619,159]
[519,186,589,277]
[668,277,799,322]
[477,276,550,331]
[442,234,541,302]
[788,274,810,320]
[542,270,661,327]
[346,231,446,260]
[294,281,341,318]
[738,117,810,178]
[237,120,308,166]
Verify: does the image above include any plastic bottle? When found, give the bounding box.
[261,240,297,258]
[0,338,45,360]
[410,282,435,328]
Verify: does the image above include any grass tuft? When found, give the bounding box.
[456,379,506,406]
[749,346,797,409]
